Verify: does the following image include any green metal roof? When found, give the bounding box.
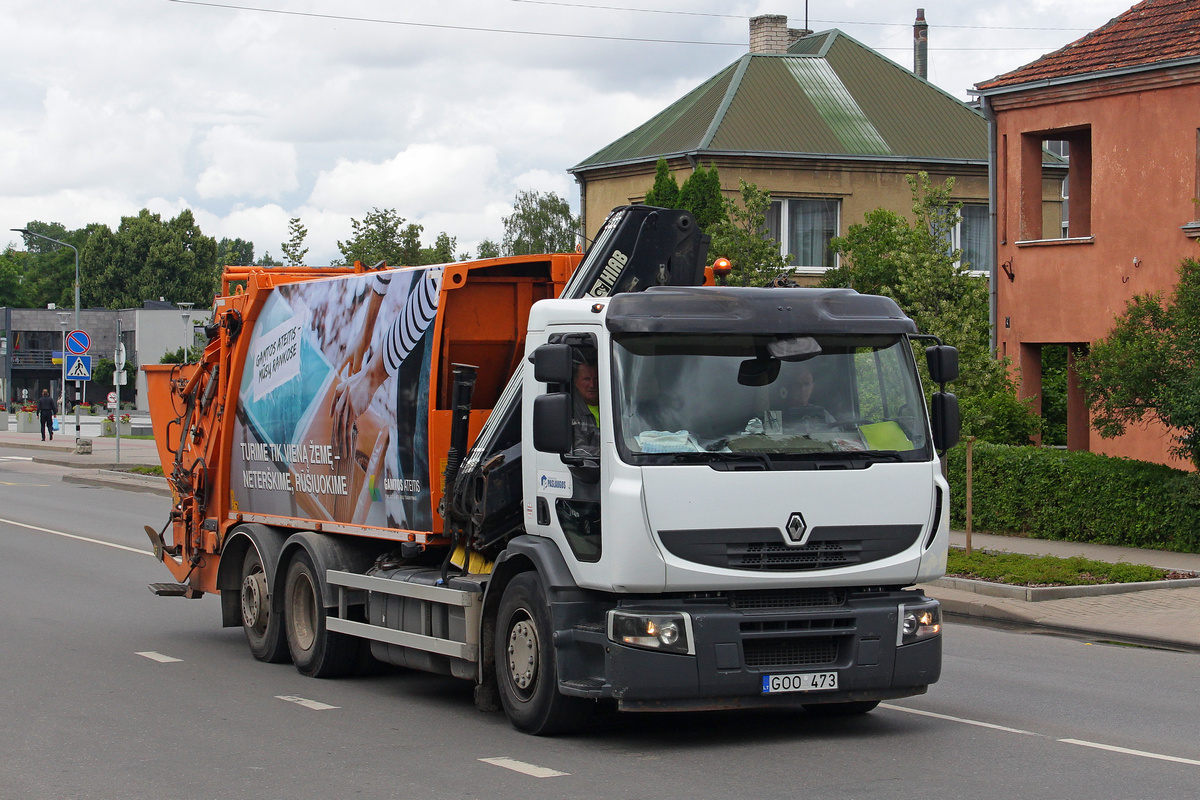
[571,30,987,172]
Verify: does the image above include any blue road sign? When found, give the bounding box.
[66,330,91,355]
[66,354,92,381]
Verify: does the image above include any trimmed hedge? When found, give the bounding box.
[945,443,1200,554]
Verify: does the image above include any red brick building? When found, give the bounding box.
[976,0,1200,467]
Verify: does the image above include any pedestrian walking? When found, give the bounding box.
[36,389,56,441]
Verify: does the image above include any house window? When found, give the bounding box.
[956,204,992,274]
[1046,140,1070,237]
[1022,129,1090,241]
[767,198,840,271]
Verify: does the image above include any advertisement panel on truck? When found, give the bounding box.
[232,266,442,532]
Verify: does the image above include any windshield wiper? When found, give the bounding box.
[667,451,772,469]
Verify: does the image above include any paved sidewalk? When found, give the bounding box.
[921,531,1200,652]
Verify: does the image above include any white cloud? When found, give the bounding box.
[308,143,501,216]
[195,126,298,200]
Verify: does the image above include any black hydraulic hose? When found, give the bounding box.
[440,364,478,584]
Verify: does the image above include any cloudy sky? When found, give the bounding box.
[2,0,1135,264]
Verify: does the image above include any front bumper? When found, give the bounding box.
[559,588,941,711]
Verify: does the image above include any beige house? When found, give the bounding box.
[569,15,1002,281]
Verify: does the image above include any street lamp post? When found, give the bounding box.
[11,228,79,328]
[178,302,195,362]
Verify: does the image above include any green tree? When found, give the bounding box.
[259,251,283,267]
[280,217,309,266]
[82,209,218,309]
[216,237,255,267]
[476,239,500,259]
[1078,259,1200,467]
[501,190,579,255]
[707,180,789,287]
[676,165,727,232]
[419,231,457,265]
[159,345,204,364]
[0,246,30,307]
[336,208,422,266]
[643,158,680,209]
[823,173,1037,445]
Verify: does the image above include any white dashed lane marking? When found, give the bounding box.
[136,651,182,663]
[479,757,569,778]
[276,695,339,711]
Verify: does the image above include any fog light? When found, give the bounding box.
[608,611,693,655]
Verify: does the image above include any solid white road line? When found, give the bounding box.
[883,704,1200,768]
[1059,739,1200,767]
[479,757,569,778]
[880,703,1040,736]
[0,515,151,556]
[136,651,182,663]
[275,695,340,711]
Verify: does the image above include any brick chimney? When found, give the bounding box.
[750,15,811,54]
[914,8,929,79]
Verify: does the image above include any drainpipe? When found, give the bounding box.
[981,93,999,357]
[574,173,587,250]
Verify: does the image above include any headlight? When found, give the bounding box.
[898,602,941,645]
[607,611,693,655]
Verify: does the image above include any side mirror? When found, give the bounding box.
[531,344,574,385]
[737,357,781,387]
[533,393,573,454]
[926,345,959,385]
[931,392,961,452]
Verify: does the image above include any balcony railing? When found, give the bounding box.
[6,349,56,368]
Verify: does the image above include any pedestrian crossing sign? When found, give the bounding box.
[66,354,92,380]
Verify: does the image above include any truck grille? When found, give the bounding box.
[743,637,839,669]
[730,588,847,611]
[658,525,921,572]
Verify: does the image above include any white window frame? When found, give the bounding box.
[768,198,841,276]
[953,204,991,278]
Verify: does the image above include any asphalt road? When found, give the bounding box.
[2,455,1198,800]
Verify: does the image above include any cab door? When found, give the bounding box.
[525,331,605,567]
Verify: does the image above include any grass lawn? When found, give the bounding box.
[945,548,1179,587]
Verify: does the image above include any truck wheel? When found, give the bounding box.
[802,700,880,716]
[494,572,589,735]
[283,551,357,678]
[240,546,289,663]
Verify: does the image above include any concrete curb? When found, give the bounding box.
[930,574,1200,601]
[61,470,173,497]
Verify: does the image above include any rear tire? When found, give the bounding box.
[240,546,289,663]
[802,700,880,716]
[283,551,357,678]
[494,572,589,735]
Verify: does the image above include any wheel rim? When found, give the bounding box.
[505,611,539,700]
[241,566,268,633]
[289,571,317,652]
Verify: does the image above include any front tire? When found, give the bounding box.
[240,546,289,663]
[283,551,357,678]
[494,572,589,735]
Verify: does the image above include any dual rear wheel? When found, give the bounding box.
[238,546,356,677]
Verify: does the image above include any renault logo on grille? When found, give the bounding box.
[784,512,810,545]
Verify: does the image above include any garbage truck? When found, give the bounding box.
[143,205,960,734]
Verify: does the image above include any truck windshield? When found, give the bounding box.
[612,333,931,466]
